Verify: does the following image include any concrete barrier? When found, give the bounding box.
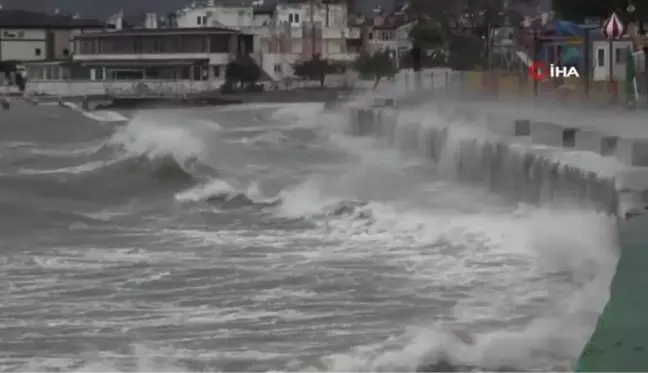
[345,99,648,218]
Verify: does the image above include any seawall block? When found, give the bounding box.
[574,130,621,157]
[530,121,568,147]
[614,139,648,167]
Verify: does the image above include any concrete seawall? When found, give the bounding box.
[344,98,648,371]
[344,101,639,217]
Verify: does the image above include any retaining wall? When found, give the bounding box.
[344,102,648,217]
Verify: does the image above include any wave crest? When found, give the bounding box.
[109,111,208,167]
[175,179,279,207]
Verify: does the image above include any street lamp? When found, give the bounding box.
[529,12,550,96]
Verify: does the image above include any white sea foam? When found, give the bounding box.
[109,110,209,165]
[17,156,127,175]
[174,178,274,204]
[62,101,128,122]
[3,98,621,372]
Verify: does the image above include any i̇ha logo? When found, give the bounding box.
[529,61,580,81]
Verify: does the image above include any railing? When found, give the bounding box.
[347,68,460,92]
[18,69,460,98]
[24,80,224,98]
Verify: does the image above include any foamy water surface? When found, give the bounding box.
[0,101,618,372]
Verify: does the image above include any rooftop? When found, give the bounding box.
[0,9,104,29]
[74,26,248,37]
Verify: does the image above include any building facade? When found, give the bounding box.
[173,0,361,80]
[364,12,413,67]
[0,9,104,62]
[67,27,254,83]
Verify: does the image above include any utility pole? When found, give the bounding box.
[310,0,316,58]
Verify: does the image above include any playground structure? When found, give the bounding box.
[485,15,647,106]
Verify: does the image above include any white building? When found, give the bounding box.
[365,13,414,66]
[175,0,362,80]
[70,27,254,82]
[177,3,258,28]
[592,39,640,81]
[0,9,104,63]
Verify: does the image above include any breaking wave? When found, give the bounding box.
[2,100,621,372]
[109,111,207,166]
[345,106,621,216]
[274,176,616,372]
[175,179,279,207]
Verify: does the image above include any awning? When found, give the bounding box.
[78,59,210,67]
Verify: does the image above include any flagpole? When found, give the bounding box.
[603,13,623,103]
[609,39,613,87]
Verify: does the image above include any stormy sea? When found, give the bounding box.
[0,99,618,372]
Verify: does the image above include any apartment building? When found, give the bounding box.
[362,7,413,67]
[174,0,362,80]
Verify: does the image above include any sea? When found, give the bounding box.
[0,98,619,372]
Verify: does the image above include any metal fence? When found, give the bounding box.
[24,80,220,98]
[18,68,457,98]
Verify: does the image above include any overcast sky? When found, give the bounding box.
[0,0,393,18]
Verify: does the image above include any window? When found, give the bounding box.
[62,48,69,57]
[562,128,576,148]
[289,13,293,23]
[601,136,618,156]
[197,16,202,25]
[597,48,604,67]
[35,48,41,56]
[274,64,282,73]
[615,47,626,64]
[202,16,207,25]
[294,13,299,23]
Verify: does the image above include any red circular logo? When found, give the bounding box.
[529,61,549,81]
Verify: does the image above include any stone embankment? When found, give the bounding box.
[344,98,648,218]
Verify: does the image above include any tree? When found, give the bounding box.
[552,0,647,22]
[0,61,25,91]
[352,49,398,89]
[407,0,508,70]
[0,61,17,78]
[409,21,444,49]
[223,54,262,92]
[399,48,448,69]
[292,54,337,87]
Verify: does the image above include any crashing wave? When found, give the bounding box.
[175,179,279,207]
[147,155,196,181]
[241,131,291,146]
[315,199,372,219]
[346,107,620,216]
